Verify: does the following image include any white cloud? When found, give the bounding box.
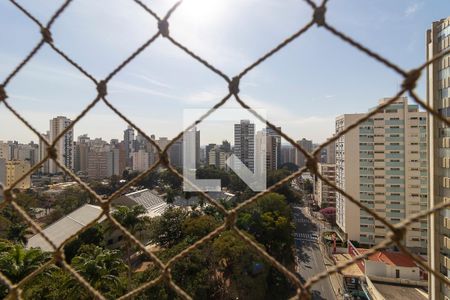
[404,2,421,17]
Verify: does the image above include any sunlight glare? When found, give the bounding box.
[179,0,226,22]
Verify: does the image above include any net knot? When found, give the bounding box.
[313,5,326,27]
[390,226,406,243]
[54,250,64,263]
[0,85,7,102]
[101,201,110,213]
[3,188,13,203]
[402,69,421,91]
[40,27,53,43]
[160,151,170,166]
[47,146,58,160]
[306,157,317,174]
[158,20,170,37]
[97,80,107,97]
[228,76,240,94]
[225,210,237,229]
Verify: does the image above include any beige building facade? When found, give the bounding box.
[1,160,31,189]
[427,16,450,300]
[336,97,427,253]
[315,163,336,208]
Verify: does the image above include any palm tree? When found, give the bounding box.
[164,187,176,205]
[7,223,32,245]
[0,241,50,283]
[112,205,149,289]
[71,245,127,298]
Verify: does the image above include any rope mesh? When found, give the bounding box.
[1,0,449,299]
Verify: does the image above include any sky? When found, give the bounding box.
[0,0,448,145]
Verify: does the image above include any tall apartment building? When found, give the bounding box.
[234,120,255,171]
[315,163,336,208]
[0,159,31,189]
[87,150,109,179]
[295,138,313,168]
[281,145,296,166]
[205,143,216,166]
[325,140,336,164]
[170,140,183,168]
[335,97,427,253]
[0,141,9,160]
[183,128,201,169]
[207,145,231,169]
[266,127,281,169]
[74,135,90,173]
[132,149,150,172]
[427,16,450,300]
[49,116,73,173]
[123,126,135,168]
[255,128,281,171]
[39,132,50,174]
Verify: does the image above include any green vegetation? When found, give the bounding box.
[137,192,296,299]
[0,165,303,299]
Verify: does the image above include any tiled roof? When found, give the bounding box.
[359,249,418,268]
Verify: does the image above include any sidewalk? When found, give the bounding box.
[305,208,345,299]
[319,242,345,299]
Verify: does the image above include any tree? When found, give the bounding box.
[164,187,176,205]
[212,231,268,299]
[183,215,220,243]
[148,208,187,248]
[138,171,158,189]
[0,241,50,298]
[237,193,294,264]
[112,205,149,288]
[6,223,32,245]
[64,224,104,262]
[159,169,182,191]
[71,245,127,299]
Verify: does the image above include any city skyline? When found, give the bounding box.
[1,2,449,299]
[1,1,448,144]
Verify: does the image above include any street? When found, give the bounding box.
[293,205,336,300]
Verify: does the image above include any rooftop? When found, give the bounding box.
[358,249,418,268]
[27,204,105,252]
[332,254,364,277]
[373,282,427,300]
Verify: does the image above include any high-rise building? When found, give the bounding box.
[427,16,450,300]
[49,116,73,173]
[39,132,50,174]
[255,128,281,171]
[325,140,336,164]
[87,150,109,179]
[169,139,183,168]
[314,163,336,208]
[234,120,255,171]
[207,145,231,170]
[336,97,427,254]
[74,135,90,173]
[205,143,216,167]
[123,126,135,168]
[0,159,31,189]
[266,127,281,169]
[281,145,296,166]
[132,149,150,172]
[221,140,231,153]
[0,141,9,160]
[183,128,200,169]
[295,138,313,168]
